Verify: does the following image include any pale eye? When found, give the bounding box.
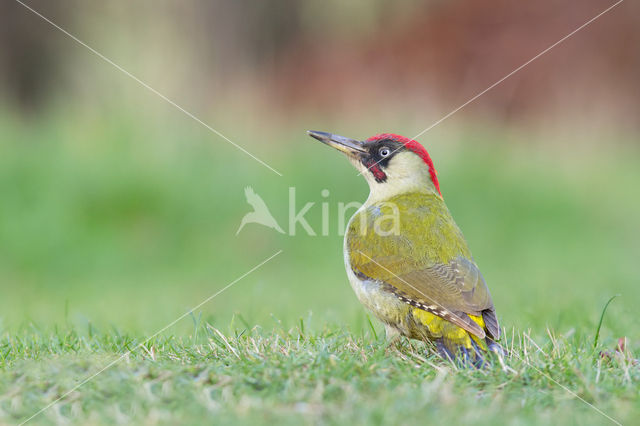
[379,147,391,157]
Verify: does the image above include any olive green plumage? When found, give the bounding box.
[347,191,500,345]
[307,130,502,365]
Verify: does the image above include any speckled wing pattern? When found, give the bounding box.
[347,192,500,339]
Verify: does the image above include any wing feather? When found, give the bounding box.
[348,192,499,339]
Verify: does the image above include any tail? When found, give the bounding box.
[413,308,504,368]
[435,335,505,368]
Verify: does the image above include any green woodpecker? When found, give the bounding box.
[308,130,501,365]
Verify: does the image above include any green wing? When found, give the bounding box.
[347,192,499,339]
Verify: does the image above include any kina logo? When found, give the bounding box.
[236,187,285,235]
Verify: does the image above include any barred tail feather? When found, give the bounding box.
[482,307,501,339]
[436,335,504,368]
[412,308,503,367]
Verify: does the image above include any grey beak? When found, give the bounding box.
[307,130,367,155]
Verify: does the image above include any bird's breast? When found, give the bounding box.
[343,244,410,329]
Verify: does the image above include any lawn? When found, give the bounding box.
[1,112,638,424]
[3,323,637,425]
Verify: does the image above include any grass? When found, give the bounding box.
[1,322,637,425]
[0,110,639,424]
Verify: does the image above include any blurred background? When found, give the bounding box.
[0,0,638,343]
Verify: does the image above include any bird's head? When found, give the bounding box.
[308,131,441,200]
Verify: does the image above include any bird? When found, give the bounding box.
[236,186,285,235]
[308,130,502,366]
